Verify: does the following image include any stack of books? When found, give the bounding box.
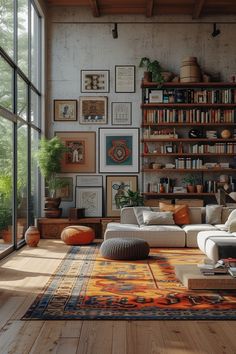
[198,259,228,275]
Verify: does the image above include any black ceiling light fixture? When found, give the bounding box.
[112,23,118,39]
[211,23,221,37]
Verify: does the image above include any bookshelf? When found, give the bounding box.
[141,81,236,205]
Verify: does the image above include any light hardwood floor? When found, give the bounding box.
[0,240,236,354]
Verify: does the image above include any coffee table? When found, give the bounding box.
[175,264,236,290]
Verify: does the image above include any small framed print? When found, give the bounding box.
[149,90,163,103]
[165,145,173,153]
[54,100,77,121]
[81,70,109,93]
[111,102,132,125]
[75,186,103,217]
[106,175,138,217]
[55,177,73,201]
[79,96,107,124]
[115,65,135,93]
[99,128,139,173]
[55,131,96,173]
[76,175,103,187]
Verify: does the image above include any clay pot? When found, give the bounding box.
[196,184,203,193]
[143,71,152,82]
[187,185,195,193]
[25,226,40,247]
[45,197,61,209]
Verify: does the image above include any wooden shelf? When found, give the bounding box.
[142,138,236,142]
[143,192,215,196]
[142,103,236,108]
[141,82,236,88]
[142,122,236,127]
[142,168,235,173]
[142,153,236,157]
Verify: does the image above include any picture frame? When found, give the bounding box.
[106,175,138,217]
[79,96,108,124]
[81,70,109,93]
[55,131,96,173]
[76,175,103,187]
[54,100,77,121]
[75,186,103,217]
[149,90,163,103]
[111,102,132,125]
[99,128,139,173]
[55,177,73,201]
[115,65,135,93]
[165,145,173,153]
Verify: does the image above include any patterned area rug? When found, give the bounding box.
[22,244,236,320]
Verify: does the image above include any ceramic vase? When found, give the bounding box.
[25,226,40,247]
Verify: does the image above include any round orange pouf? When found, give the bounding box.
[61,225,95,245]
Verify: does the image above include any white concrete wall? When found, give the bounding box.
[47,7,236,215]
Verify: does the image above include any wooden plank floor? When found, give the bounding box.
[1,239,236,354]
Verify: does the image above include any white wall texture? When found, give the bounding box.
[47,7,236,215]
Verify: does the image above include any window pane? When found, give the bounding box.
[17,75,27,119]
[31,89,40,126]
[0,56,13,111]
[0,115,13,250]
[17,122,27,243]
[17,0,29,76]
[29,128,39,224]
[31,4,40,89]
[0,0,14,59]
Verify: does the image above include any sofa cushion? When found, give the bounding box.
[143,210,175,225]
[222,207,236,224]
[197,230,231,254]
[133,206,151,226]
[206,205,222,224]
[225,209,236,227]
[159,202,190,225]
[182,224,217,248]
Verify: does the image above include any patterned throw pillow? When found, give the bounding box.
[159,202,190,225]
[206,205,222,224]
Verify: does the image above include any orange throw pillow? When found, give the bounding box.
[159,202,190,225]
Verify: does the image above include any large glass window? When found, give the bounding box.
[0,0,14,59]
[0,0,43,256]
[0,115,14,254]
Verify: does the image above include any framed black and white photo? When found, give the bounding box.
[81,70,109,93]
[99,128,139,173]
[75,186,103,217]
[79,96,107,124]
[54,100,77,121]
[76,175,103,187]
[111,102,132,125]
[115,65,135,93]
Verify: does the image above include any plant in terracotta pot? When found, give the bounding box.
[116,189,144,209]
[195,178,204,193]
[182,175,196,193]
[139,57,164,84]
[36,136,69,218]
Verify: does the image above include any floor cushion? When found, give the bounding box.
[61,225,95,245]
[100,237,150,260]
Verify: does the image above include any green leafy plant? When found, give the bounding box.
[182,175,197,186]
[116,189,144,208]
[36,137,69,198]
[139,57,164,84]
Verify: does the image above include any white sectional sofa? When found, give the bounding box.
[104,206,236,248]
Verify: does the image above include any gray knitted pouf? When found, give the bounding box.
[100,238,150,260]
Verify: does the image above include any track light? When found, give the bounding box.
[112,23,118,39]
[212,23,220,37]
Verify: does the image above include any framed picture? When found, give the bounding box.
[111,102,132,125]
[76,175,103,187]
[54,100,77,121]
[55,177,73,201]
[106,175,138,217]
[81,70,109,93]
[149,90,163,103]
[165,145,173,153]
[55,131,96,173]
[75,187,103,217]
[79,96,108,124]
[115,65,135,93]
[99,128,139,173]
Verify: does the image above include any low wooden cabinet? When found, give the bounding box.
[37,217,120,239]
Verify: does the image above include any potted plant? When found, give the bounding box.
[36,136,69,217]
[116,189,144,209]
[139,57,164,84]
[182,175,196,193]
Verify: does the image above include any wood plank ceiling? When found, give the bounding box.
[46,0,236,18]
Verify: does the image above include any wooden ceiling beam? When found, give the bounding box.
[192,0,205,19]
[146,0,154,17]
[89,0,100,16]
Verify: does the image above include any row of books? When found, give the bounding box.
[144,88,236,104]
[188,143,236,154]
[175,158,203,169]
[143,108,236,124]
